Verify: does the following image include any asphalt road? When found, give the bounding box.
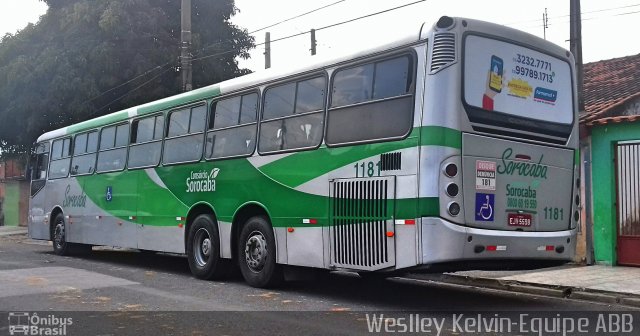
[0,234,637,336]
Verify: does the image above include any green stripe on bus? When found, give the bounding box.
[259,126,461,188]
[66,86,222,135]
[420,126,462,149]
[137,86,221,115]
[67,110,131,134]
[418,197,439,217]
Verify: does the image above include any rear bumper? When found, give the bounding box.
[420,217,576,265]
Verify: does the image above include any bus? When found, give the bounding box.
[29,16,579,288]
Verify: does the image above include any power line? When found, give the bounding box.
[85,61,174,103]
[196,0,347,56]
[515,8,640,29]
[505,3,640,28]
[193,0,428,62]
[313,0,427,33]
[247,0,347,34]
[87,66,174,119]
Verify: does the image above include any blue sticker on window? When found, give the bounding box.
[475,193,494,221]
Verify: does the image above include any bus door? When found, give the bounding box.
[28,142,50,240]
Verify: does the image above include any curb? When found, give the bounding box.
[427,274,640,308]
[0,229,28,237]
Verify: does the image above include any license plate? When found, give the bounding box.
[508,213,532,227]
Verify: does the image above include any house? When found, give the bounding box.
[0,158,29,227]
[580,53,640,266]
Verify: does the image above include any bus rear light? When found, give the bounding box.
[302,219,317,224]
[128,216,136,220]
[178,223,184,228]
[448,202,460,216]
[175,216,185,221]
[446,183,459,197]
[394,219,416,225]
[287,228,295,233]
[444,163,458,177]
[538,245,555,251]
[486,245,507,251]
[386,231,394,237]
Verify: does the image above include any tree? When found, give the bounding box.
[0,0,254,153]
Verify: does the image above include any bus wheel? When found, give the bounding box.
[237,216,283,288]
[52,213,91,255]
[187,214,230,280]
[52,213,70,256]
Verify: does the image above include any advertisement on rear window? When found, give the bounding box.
[463,35,573,124]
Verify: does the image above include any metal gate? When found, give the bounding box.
[615,142,640,266]
[329,176,395,271]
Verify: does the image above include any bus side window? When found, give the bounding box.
[206,93,258,159]
[163,104,206,164]
[30,142,50,196]
[70,130,98,175]
[96,123,129,173]
[48,138,72,179]
[259,76,326,154]
[129,114,163,169]
[327,54,414,146]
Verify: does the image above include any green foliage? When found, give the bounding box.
[0,0,254,151]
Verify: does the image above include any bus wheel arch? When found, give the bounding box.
[231,203,271,261]
[184,203,232,280]
[232,204,283,288]
[184,203,218,251]
[49,207,64,242]
[49,207,90,255]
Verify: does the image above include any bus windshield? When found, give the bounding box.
[463,34,573,125]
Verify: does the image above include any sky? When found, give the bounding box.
[1,0,639,72]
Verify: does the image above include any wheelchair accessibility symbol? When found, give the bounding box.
[475,193,494,221]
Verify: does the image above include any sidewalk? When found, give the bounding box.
[0,226,28,237]
[410,264,640,308]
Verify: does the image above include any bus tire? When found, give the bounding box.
[51,213,91,256]
[186,214,230,280]
[237,216,283,288]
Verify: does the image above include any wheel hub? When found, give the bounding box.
[202,238,211,256]
[193,228,212,268]
[244,232,267,272]
[54,222,65,249]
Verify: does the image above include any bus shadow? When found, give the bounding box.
[34,248,576,310]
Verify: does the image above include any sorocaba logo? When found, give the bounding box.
[186,168,219,193]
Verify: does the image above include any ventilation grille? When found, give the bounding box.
[430,32,456,73]
[330,177,395,271]
[380,152,402,171]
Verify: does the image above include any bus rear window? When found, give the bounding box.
[463,35,573,125]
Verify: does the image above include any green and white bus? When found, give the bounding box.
[29,17,579,288]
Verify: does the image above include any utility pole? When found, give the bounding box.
[542,8,549,40]
[570,0,584,111]
[264,32,271,69]
[180,0,193,92]
[570,0,593,266]
[310,29,317,56]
